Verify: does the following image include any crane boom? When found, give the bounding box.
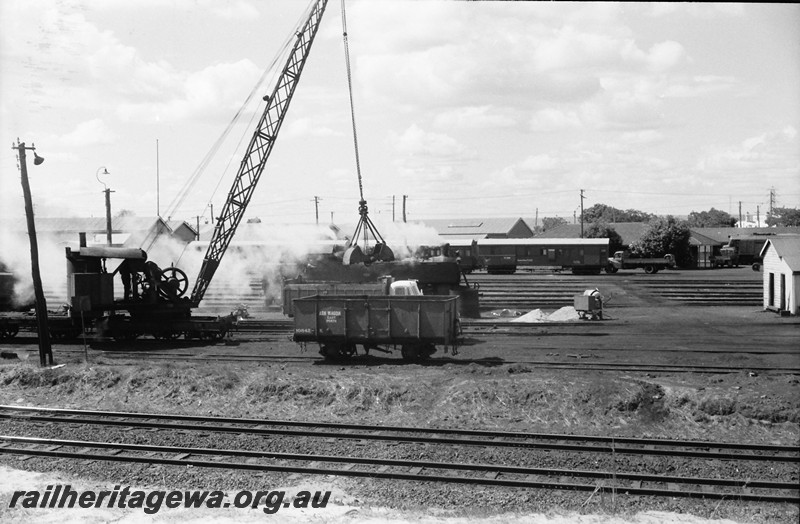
[190,0,329,306]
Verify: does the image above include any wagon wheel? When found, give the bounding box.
[0,325,19,339]
[113,332,140,342]
[401,344,429,361]
[320,343,347,360]
[200,330,225,341]
[158,267,189,299]
[153,330,182,340]
[605,265,618,274]
[644,265,656,274]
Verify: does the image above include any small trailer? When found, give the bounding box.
[292,294,460,361]
[574,289,604,320]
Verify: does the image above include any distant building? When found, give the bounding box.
[418,217,533,241]
[759,237,800,315]
[1,216,194,250]
[533,222,648,249]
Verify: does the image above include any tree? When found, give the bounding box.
[585,221,624,254]
[766,207,800,227]
[582,203,655,223]
[686,208,737,227]
[628,216,692,267]
[541,216,567,231]
[114,209,136,218]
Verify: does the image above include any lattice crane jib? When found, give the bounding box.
[190,0,329,306]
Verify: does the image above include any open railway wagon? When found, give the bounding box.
[285,257,481,318]
[292,294,460,361]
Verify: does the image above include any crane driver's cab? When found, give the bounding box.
[389,280,422,296]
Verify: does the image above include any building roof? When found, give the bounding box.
[692,226,800,244]
[418,217,533,239]
[3,216,168,234]
[534,222,648,246]
[760,237,800,272]
[688,230,723,246]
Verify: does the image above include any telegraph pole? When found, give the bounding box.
[96,167,113,245]
[312,196,320,224]
[402,195,408,223]
[769,187,776,220]
[15,140,53,367]
[104,187,113,245]
[738,201,742,227]
[579,189,585,238]
[156,139,160,218]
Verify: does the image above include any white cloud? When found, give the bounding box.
[432,106,516,130]
[648,3,746,18]
[618,130,664,145]
[283,117,339,138]
[696,126,799,173]
[529,108,582,132]
[391,124,474,161]
[210,1,260,20]
[116,59,261,123]
[645,41,685,72]
[663,75,739,98]
[59,119,118,146]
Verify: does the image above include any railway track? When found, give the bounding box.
[44,347,800,374]
[469,274,762,309]
[2,406,797,502]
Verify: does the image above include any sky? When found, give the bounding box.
[1,0,799,229]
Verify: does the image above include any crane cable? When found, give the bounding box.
[341,0,364,202]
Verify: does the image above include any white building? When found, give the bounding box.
[759,237,800,315]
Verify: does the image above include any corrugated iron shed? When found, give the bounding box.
[534,222,649,247]
[418,217,533,240]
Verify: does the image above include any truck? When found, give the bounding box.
[725,235,770,271]
[292,283,460,361]
[605,251,676,274]
[708,245,739,268]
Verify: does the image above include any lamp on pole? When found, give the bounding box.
[14,140,53,367]
[96,166,113,245]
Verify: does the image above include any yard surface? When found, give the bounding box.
[1,271,799,523]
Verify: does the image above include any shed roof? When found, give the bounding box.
[760,237,800,272]
[692,226,800,244]
[3,216,168,234]
[688,230,722,246]
[534,222,648,246]
[417,217,532,239]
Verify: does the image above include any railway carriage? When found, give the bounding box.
[435,239,480,273]
[477,238,609,274]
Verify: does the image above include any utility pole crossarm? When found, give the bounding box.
[189,0,329,306]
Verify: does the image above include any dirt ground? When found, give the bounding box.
[1,302,799,523]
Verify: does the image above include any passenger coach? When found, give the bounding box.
[477,238,609,274]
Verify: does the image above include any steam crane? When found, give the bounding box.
[190,0,329,307]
